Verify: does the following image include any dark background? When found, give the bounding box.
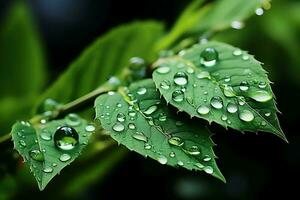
[0,0,299,199]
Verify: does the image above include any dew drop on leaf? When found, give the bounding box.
[221,115,228,121]
[174,72,188,86]
[168,136,184,147]
[156,66,170,74]
[231,21,244,30]
[128,123,136,130]
[203,166,214,174]
[195,163,204,169]
[172,90,185,102]
[19,140,26,147]
[143,105,158,116]
[144,143,152,150]
[227,103,238,113]
[177,161,184,166]
[59,153,71,162]
[160,80,171,90]
[157,155,168,165]
[183,144,201,155]
[128,110,136,117]
[169,152,176,158]
[29,150,44,162]
[54,126,79,151]
[255,8,264,16]
[223,85,235,97]
[224,76,231,82]
[40,130,52,141]
[210,96,223,109]
[43,167,53,173]
[117,113,126,122]
[200,47,218,67]
[248,90,272,102]
[265,112,271,117]
[197,105,210,115]
[203,155,212,162]
[239,110,254,122]
[65,113,81,127]
[196,71,211,79]
[85,125,95,132]
[233,49,242,56]
[242,55,249,61]
[239,81,249,91]
[132,132,148,142]
[158,113,167,122]
[137,87,147,95]
[258,81,267,89]
[112,122,125,132]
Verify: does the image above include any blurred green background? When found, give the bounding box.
[0,0,299,199]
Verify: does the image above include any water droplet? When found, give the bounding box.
[195,163,204,169]
[186,67,194,74]
[52,163,57,167]
[239,110,254,122]
[183,144,201,155]
[65,113,81,127]
[231,21,244,29]
[112,123,125,132]
[143,105,158,116]
[197,105,210,115]
[85,125,95,132]
[255,8,264,16]
[261,121,267,126]
[160,80,171,90]
[258,81,267,88]
[169,152,176,158]
[108,76,121,87]
[40,119,47,124]
[19,140,26,147]
[137,87,147,95]
[59,153,71,162]
[227,103,238,113]
[108,91,115,96]
[239,81,249,91]
[40,130,52,141]
[248,90,272,102]
[168,136,184,147]
[210,96,223,109]
[54,126,79,151]
[177,161,184,166]
[174,72,188,86]
[242,55,249,60]
[158,113,167,122]
[265,112,271,117]
[223,85,235,97]
[238,96,246,106]
[203,155,211,162]
[158,155,168,165]
[43,167,53,173]
[144,143,152,150]
[196,71,211,79]
[29,150,44,162]
[132,132,148,142]
[200,47,218,67]
[128,110,136,117]
[221,115,228,121]
[156,66,170,74]
[172,90,184,102]
[117,113,126,122]
[233,49,242,56]
[176,121,183,127]
[117,103,122,108]
[204,91,208,95]
[38,98,60,113]
[128,123,136,130]
[203,166,214,174]
[21,121,31,126]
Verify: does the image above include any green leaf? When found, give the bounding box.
[0,1,46,98]
[0,2,46,134]
[152,41,286,141]
[11,115,95,190]
[37,21,164,108]
[95,79,225,182]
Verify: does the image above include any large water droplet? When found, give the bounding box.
[238,96,246,106]
[158,155,168,165]
[195,163,204,169]
[196,71,211,79]
[239,81,249,91]
[223,85,235,97]
[143,105,158,116]
[132,132,148,142]
[174,72,188,86]
[197,105,210,115]
[43,167,53,173]
[200,47,218,67]
[221,115,228,121]
[128,110,136,117]
[160,80,171,90]
[233,49,242,56]
[231,21,244,29]
[41,130,52,141]
[85,125,95,132]
[177,161,184,166]
[224,76,231,82]
[65,113,81,126]
[186,67,194,74]
[210,96,223,109]
[137,87,147,95]
[117,113,126,122]
[265,112,271,117]
[203,166,214,174]
[38,98,60,114]
[59,153,71,162]
[29,150,44,162]
[248,90,272,102]
[239,110,254,122]
[255,8,264,16]
[242,55,249,61]
[168,136,184,147]
[156,66,170,74]
[183,144,201,155]
[227,103,238,113]
[54,126,79,151]
[172,90,184,102]
[112,123,125,132]
[203,155,212,162]
[128,123,136,130]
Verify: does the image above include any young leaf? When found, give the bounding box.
[37,21,164,108]
[95,79,225,181]
[152,41,287,141]
[11,115,95,190]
